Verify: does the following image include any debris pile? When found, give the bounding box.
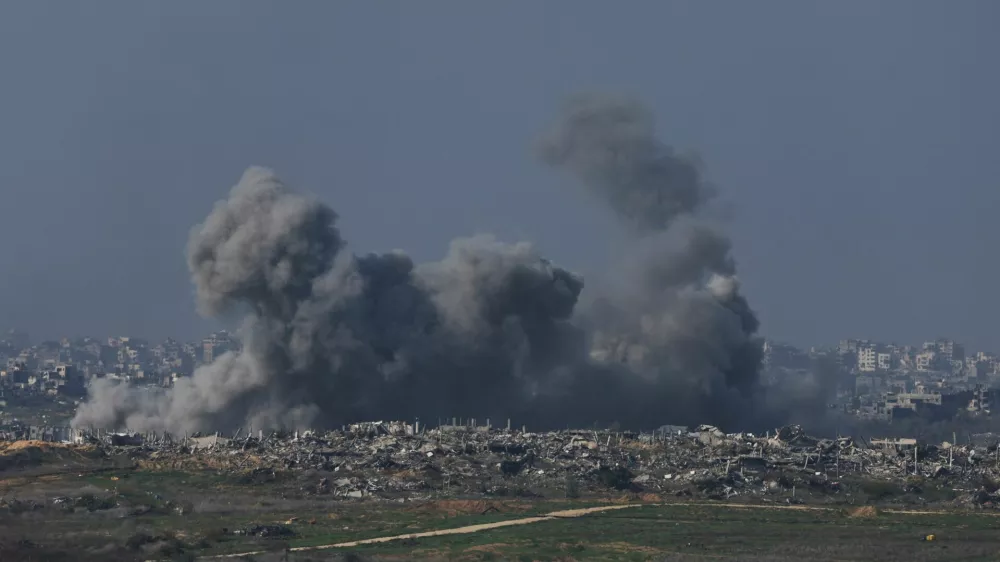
[6,421,1000,508]
[49,494,117,512]
[233,524,295,538]
[0,497,44,514]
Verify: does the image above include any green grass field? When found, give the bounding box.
[4,464,1000,561]
[335,504,1000,561]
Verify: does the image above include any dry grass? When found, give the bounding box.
[0,441,97,458]
[847,505,880,518]
[0,442,103,473]
[597,541,662,554]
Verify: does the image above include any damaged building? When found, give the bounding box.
[6,420,1000,509]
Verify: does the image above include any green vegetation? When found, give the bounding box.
[344,504,1000,561]
[564,474,580,499]
[595,466,632,490]
[0,467,598,559]
[4,464,1000,560]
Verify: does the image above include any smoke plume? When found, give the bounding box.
[538,94,762,401]
[74,95,769,434]
[537,94,713,233]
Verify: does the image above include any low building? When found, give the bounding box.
[879,391,943,419]
[915,351,936,372]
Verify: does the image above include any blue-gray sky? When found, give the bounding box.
[1,1,996,351]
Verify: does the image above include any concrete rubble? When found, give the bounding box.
[6,420,1000,509]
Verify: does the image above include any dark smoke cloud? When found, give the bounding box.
[539,94,762,403]
[73,168,586,433]
[537,94,714,233]
[74,95,773,434]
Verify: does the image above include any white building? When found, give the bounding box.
[915,351,936,372]
[858,346,877,372]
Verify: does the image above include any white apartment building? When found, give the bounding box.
[858,346,878,372]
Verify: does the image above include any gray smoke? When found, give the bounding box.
[537,94,714,233]
[73,167,586,433]
[538,94,762,407]
[74,95,770,434]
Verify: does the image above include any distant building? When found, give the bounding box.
[915,351,936,372]
[858,346,878,372]
[880,390,943,419]
[877,352,894,371]
[202,330,237,364]
[762,340,811,370]
[839,339,861,354]
[926,339,964,363]
[950,359,965,376]
[203,340,216,363]
[855,373,883,396]
[887,377,909,394]
[968,385,992,414]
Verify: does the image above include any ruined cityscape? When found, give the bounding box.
[1,6,993,558]
[3,136,1000,558]
[5,329,1000,560]
[3,329,998,432]
[4,126,997,558]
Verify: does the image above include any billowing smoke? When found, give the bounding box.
[74,167,587,433]
[537,95,712,232]
[538,94,762,402]
[74,95,769,434]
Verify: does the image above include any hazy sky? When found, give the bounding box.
[0,2,996,351]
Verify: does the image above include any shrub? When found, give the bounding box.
[859,480,899,500]
[565,475,581,499]
[597,466,633,490]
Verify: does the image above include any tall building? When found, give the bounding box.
[877,352,894,371]
[202,330,237,363]
[203,340,216,363]
[934,339,965,362]
[858,346,878,372]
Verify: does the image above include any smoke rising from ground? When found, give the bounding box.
[74,95,788,434]
[538,95,762,400]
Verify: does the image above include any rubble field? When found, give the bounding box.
[29,422,1000,509]
[3,422,1000,560]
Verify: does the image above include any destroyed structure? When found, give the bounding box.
[5,419,1000,509]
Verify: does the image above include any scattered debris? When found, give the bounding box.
[234,524,295,538]
[5,421,1000,508]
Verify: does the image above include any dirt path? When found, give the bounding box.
[671,501,996,516]
[204,503,651,559]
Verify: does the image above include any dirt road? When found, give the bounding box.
[200,500,981,560]
[205,503,651,559]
